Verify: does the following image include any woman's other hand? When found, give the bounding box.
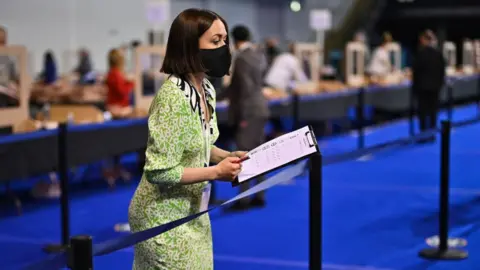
[230,151,248,158]
[214,157,242,181]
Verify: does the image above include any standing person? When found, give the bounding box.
[128,9,246,269]
[412,30,446,142]
[225,25,270,210]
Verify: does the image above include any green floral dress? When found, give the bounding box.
[128,75,219,270]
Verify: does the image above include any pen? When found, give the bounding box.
[234,156,250,163]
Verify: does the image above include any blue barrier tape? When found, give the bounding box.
[93,160,308,256]
[23,160,308,270]
[0,129,58,145]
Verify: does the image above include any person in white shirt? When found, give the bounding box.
[0,26,19,107]
[264,43,308,92]
[368,32,393,82]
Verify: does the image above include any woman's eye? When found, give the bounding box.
[213,40,220,45]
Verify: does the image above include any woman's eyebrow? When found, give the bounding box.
[212,33,227,39]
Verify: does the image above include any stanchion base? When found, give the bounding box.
[419,248,468,260]
[43,244,68,253]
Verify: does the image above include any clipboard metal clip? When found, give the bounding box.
[305,126,318,148]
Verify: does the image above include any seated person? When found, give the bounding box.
[0,25,19,108]
[264,43,308,93]
[74,49,96,85]
[39,50,58,85]
[102,48,135,187]
[105,48,134,118]
[368,32,392,84]
[264,43,307,138]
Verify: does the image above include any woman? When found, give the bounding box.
[128,9,245,269]
[368,32,393,83]
[105,48,134,118]
[100,48,135,186]
[74,49,94,84]
[42,50,57,84]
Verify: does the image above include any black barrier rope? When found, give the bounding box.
[24,159,313,270]
[418,120,468,260]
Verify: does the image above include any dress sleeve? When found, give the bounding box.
[144,82,187,186]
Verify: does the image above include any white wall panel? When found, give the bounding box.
[0,0,355,73]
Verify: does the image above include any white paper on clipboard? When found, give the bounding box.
[237,126,318,183]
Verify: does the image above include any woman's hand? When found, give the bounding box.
[230,151,248,159]
[214,157,242,181]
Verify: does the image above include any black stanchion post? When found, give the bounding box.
[418,121,468,260]
[292,92,300,130]
[309,154,322,270]
[357,87,365,149]
[69,235,93,270]
[477,77,480,117]
[43,123,70,253]
[447,83,453,121]
[409,87,415,137]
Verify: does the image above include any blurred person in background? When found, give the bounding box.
[106,48,134,117]
[226,25,270,210]
[265,43,308,92]
[264,37,281,69]
[425,29,438,48]
[264,42,307,138]
[0,25,19,107]
[74,48,95,84]
[40,50,58,85]
[412,30,445,143]
[368,32,392,83]
[103,48,134,187]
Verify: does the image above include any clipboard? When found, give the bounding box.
[232,125,320,186]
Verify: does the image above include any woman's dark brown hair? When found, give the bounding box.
[161,8,230,76]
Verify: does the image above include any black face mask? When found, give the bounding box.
[199,45,231,78]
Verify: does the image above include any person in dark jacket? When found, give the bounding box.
[42,50,57,84]
[412,30,446,142]
[227,25,270,210]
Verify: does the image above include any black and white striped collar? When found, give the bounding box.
[168,75,215,118]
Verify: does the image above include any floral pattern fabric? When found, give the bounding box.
[128,75,219,270]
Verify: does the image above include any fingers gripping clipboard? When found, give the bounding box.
[233,126,320,186]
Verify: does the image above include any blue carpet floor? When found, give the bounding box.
[1,104,479,270]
